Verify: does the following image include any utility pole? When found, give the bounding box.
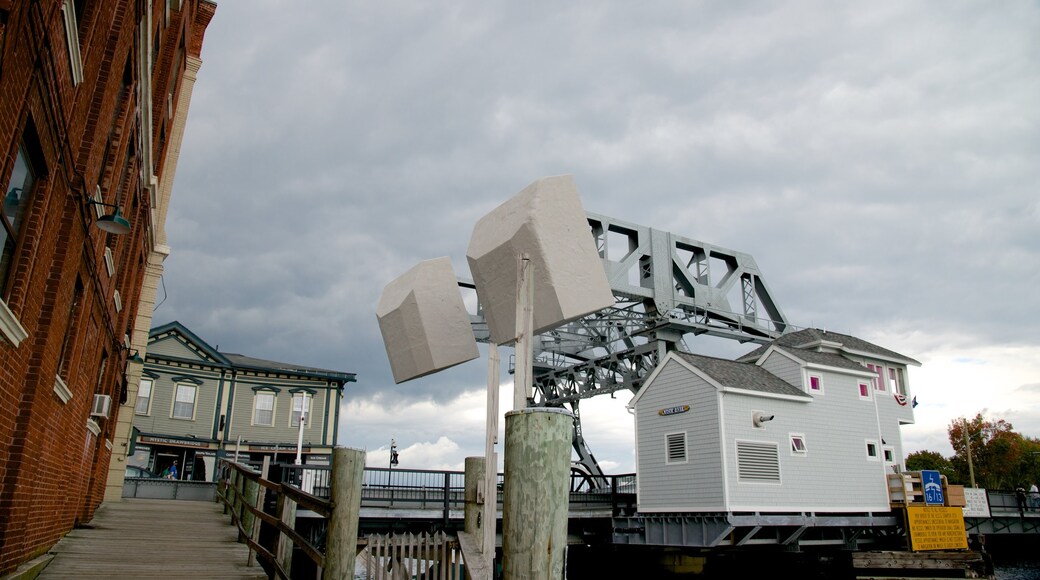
[963,418,977,488]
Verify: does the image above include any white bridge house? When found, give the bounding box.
[629,329,919,514]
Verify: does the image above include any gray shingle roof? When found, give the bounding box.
[676,352,811,399]
[773,347,873,373]
[736,328,920,365]
[222,352,356,382]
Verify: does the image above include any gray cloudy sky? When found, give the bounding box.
[158,1,1040,472]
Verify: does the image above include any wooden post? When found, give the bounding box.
[275,490,296,575]
[242,474,260,541]
[513,255,534,411]
[483,343,500,575]
[502,408,572,580]
[325,447,366,578]
[247,457,270,566]
[464,457,484,535]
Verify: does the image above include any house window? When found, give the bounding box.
[889,368,906,395]
[790,434,807,456]
[665,432,687,464]
[808,374,823,394]
[883,447,895,463]
[172,383,196,419]
[736,440,781,482]
[253,392,275,426]
[868,364,885,392]
[290,393,312,428]
[135,378,152,415]
[865,440,879,461]
[858,382,871,400]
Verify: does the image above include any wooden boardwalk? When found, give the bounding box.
[39,499,267,579]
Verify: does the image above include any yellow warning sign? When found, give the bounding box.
[906,506,968,551]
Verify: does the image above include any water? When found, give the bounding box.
[995,562,1040,580]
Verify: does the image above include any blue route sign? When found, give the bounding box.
[922,469,944,505]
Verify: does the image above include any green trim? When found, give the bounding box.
[289,387,317,395]
[142,370,160,379]
[251,384,282,393]
[322,382,332,443]
[170,375,203,385]
[224,371,237,441]
[212,370,226,440]
[332,384,341,445]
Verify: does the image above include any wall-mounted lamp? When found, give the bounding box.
[752,411,775,428]
[88,199,131,235]
[127,349,144,364]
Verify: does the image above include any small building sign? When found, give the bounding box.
[962,488,991,518]
[658,405,690,417]
[922,470,944,505]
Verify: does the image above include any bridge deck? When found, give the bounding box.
[39,499,266,579]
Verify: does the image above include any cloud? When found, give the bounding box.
[154,1,1040,473]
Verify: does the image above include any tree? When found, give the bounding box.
[905,450,953,478]
[948,413,1031,490]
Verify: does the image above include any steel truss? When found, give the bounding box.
[466,212,791,484]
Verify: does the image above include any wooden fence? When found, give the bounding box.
[360,532,464,580]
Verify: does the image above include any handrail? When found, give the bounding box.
[216,458,330,579]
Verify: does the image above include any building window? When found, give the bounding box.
[883,447,895,464]
[253,391,275,426]
[665,432,687,464]
[172,383,196,419]
[889,368,906,395]
[808,374,823,394]
[135,378,152,415]
[736,440,781,483]
[858,381,871,400]
[2,144,36,295]
[868,364,885,392]
[790,434,807,455]
[865,440,879,461]
[60,0,84,85]
[290,393,311,428]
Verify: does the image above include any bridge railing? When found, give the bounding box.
[217,458,330,579]
[276,463,636,517]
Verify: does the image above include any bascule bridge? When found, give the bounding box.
[462,211,789,483]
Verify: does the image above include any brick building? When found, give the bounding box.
[0,0,214,572]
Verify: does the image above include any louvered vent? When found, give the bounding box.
[737,441,780,482]
[666,432,687,464]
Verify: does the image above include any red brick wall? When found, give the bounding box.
[0,1,212,572]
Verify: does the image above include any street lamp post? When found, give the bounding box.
[388,439,399,505]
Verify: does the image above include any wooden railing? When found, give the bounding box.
[217,458,331,579]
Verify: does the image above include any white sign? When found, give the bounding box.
[962,488,990,518]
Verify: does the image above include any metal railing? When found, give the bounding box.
[276,463,636,519]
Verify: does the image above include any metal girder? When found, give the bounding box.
[463,212,791,481]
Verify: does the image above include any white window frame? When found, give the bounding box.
[135,378,153,415]
[868,364,886,392]
[808,373,824,394]
[790,433,807,456]
[290,393,312,428]
[252,391,276,426]
[865,439,880,461]
[60,0,84,86]
[665,431,688,465]
[889,367,906,395]
[883,446,895,464]
[171,383,197,420]
[858,381,872,400]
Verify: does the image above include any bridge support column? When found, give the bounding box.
[326,447,366,579]
[502,408,572,580]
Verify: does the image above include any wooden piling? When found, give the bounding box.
[502,408,572,580]
[241,475,260,538]
[325,447,366,578]
[465,457,486,546]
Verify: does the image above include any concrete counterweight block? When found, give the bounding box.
[467,175,615,345]
[376,257,480,384]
